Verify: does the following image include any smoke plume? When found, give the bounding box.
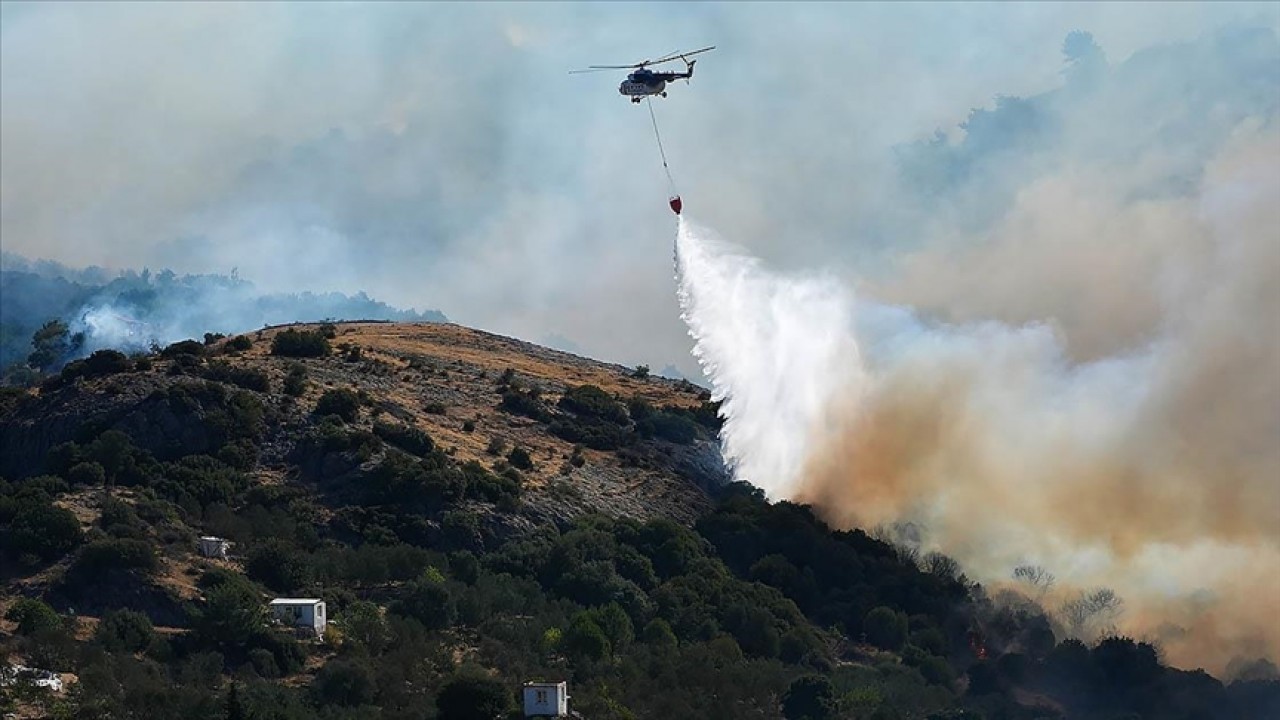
[673,127,1280,674]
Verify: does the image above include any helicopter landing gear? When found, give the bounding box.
[660,92,667,97]
[631,97,641,104]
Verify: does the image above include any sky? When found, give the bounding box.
[1,1,1277,375]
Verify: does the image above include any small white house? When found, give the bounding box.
[198,536,231,559]
[522,681,569,718]
[269,598,326,638]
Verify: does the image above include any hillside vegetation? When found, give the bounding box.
[1,322,1276,720]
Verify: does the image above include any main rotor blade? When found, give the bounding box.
[647,45,716,66]
[568,68,619,74]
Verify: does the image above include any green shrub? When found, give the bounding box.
[70,538,158,581]
[636,411,699,444]
[3,501,83,564]
[67,461,107,487]
[283,363,308,397]
[782,675,837,720]
[558,384,628,424]
[315,389,360,422]
[271,329,330,358]
[864,606,908,651]
[4,598,61,635]
[311,658,377,707]
[499,389,549,421]
[94,609,154,653]
[227,335,253,352]
[161,340,205,358]
[390,576,456,630]
[372,420,435,457]
[81,349,133,377]
[506,446,533,470]
[436,670,513,720]
[562,612,611,661]
[245,540,312,594]
[201,361,270,392]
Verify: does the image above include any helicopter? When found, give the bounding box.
[571,46,715,103]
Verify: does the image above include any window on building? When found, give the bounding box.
[536,690,548,704]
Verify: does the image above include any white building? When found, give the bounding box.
[1,665,63,693]
[198,536,231,559]
[269,598,326,638]
[522,681,569,718]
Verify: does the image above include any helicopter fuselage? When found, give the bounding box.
[619,68,690,101]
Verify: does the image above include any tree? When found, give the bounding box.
[194,583,265,649]
[4,598,61,635]
[591,603,634,653]
[1012,564,1056,599]
[562,612,611,662]
[783,675,836,720]
[94,609,154,653]
[28,320,81,371]
[390,577,455,630]
[864,606,908,651]
[341,601,387,654]
[436,670,513,720]
[3,502,83,564]
[246,541,312,594]
[311,658,377,707]
[1060,588,1123,640]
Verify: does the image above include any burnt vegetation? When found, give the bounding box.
[0,323,1274,720]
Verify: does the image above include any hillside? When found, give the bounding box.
[1,322,1277,720]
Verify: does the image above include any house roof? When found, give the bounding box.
[269,598,323,605]
[523,681,566,689]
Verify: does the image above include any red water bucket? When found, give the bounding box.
[669,195,682,215]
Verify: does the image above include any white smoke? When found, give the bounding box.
[671,125,1280,672]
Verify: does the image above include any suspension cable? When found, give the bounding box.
[646,96,677,194]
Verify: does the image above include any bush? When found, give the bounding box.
[161,340,206,358]
[506,446,533,470]
[390,576,456,630]
[81,349,133,377]
[549,418,625,451]
[283,363,308,397]
[499,389,549,421]
[94,609,154,653]
[636,411,699,444]
[312,658,377,707]
[864,606,908,651]
[245,541,312,594]
[3,502,83,564]
[436,670,513,720]
[4,598,61,635]
[201,361,271,392]
[227,335,253,352]
[67,461,107,487]
[69,538,158,581]
[558,385,628,424]
[271,329,330,358]
[562,612,611,661]
[315,389,361,423]
[782,675,837,720]
[372,420,435,457]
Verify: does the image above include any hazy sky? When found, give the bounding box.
[2,2,1276,373]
